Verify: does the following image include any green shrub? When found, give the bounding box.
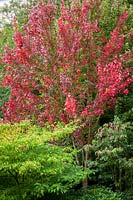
[58,186,122,200]
[90,118,133,191]
[122,189,133,200]
[0,121,91,200]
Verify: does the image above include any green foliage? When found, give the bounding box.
[122,189,133,200]
[115,84,133,122]
[57,186,122,200]
[0,121,91,199]
[100,0,133,38]
[0,0,32,27]
[0,87,10,119]
[0,25,14,54]
[90,118,133,191]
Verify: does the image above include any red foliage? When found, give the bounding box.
[65,94,77,117]
[1,1,133,128]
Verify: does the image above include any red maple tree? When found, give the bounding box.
[1,1,132,135]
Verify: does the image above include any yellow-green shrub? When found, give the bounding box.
[0,121,91,200]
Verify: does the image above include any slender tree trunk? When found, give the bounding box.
[82,146,89,188]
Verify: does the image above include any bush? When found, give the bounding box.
[0,121,91,199]
[90,118,133,191]
[57,186,122,200]
[122,189,133,200]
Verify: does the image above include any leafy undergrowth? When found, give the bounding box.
[0,121,91,200]
[39,186,123,200]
